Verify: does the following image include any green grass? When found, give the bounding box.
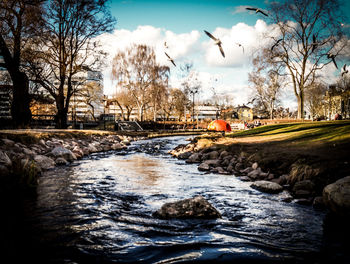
[227,120,350,144]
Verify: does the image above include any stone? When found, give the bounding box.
[186,153,202,163]
[247,168,261,180]
[235,162,244,171]
[272,174,288,186]
[0,150,12,167]
[38,139,46,147]
[55,157,69,165]
[33,155,55,171]
[239,176,251,182]
[178,151,192,160]
[2,138,15,147]
[217,167,229,175]
[153,195,221,219]
[292,180,315,197]
[219,150,229,159]
[198,162,210,171]
[204,159,221,167]
[240,167,254,174]
[50,146,76,162]
[323,176,350,216]
[250,180,283,194]
[313,196,325,209]
[203,151,219,160]
[252,162,259,170]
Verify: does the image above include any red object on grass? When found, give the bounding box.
[208,120,232,132]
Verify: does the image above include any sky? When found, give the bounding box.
[98,0,350,110]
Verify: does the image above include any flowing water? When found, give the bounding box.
[3,136,349,263]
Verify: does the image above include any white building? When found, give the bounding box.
[191,105,221,120]
[68,68,104,121]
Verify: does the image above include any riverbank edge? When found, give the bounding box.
[169,133,350,217]
[0,129,206,190]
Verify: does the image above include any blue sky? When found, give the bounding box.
[99,0,350,109]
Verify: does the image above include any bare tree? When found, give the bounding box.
[111,90,136,121]
[248,50,284,119]
[28,0,115,128]
[112,44,170,121]
[266,0,348,119]
[0,0,44,127]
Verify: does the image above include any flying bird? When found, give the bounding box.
[247,98,256,105]
[271,38,282,51]
[342,64,348,77]
[164,52,176,67]
[327,53,338,69]
[236,42,244,53]
[204,30,225,58]
[246,7,268,17]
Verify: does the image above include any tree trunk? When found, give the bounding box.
[297,92,304,119]
[11,71,32,128]
[55,96,68,129]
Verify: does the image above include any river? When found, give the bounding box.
[2,136,349,263]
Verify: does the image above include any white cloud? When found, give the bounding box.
[95,25,200,94]
[203,20,277,67]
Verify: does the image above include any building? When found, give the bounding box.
[0,55,12,121]
[323,86,350,120]
[67,68,104,121]
[186,105,220,121]
[236,105,253,121]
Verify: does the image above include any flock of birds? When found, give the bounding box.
[163,6,348,77]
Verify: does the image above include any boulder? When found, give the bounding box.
[186,152,202,163]
[198,162,210,171]
[292,180,315,198]
[247,168,262,180]
[203,151,219,160]
[178,151,192,160]
[203,159,221,167]
[55,157,69,165]
[153,195,221,219]
[323,176,350,216]
[219,150,229,159]
[33,155,55,171]
[50,146,76,162]
[2,138,15,147]
[250,180,283,194]
[0,150,12,168]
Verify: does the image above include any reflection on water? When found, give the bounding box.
[6,136,349,263]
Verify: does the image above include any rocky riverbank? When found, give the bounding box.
[170,134,350,217]
[0,130,144,189]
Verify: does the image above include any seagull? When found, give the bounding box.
[164,41,168,49]
[271,38,282,51]
[327,53,338,69]
[342,64,348,77]
[246,7,268,17]
[164,52,176,67]
[204,30,225,58]
[311,34,318,52]
[247,98,256,105]
[236,42,244,53]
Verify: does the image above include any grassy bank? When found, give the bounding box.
[196,120,350,194]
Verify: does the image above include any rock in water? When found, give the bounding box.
[323,176,350,216]
[153,195,221,219]
[250,180,283,194]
